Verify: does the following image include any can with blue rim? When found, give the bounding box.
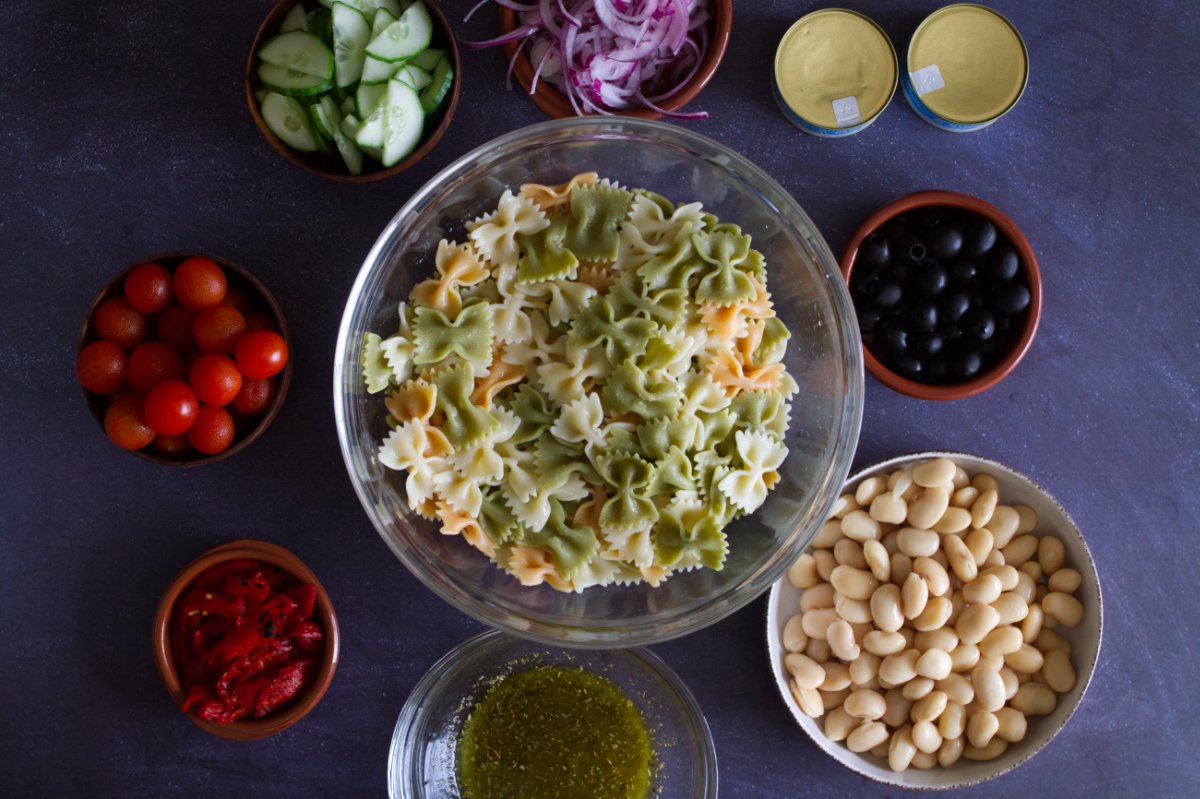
[772,9,898,138]
[902,4,1030,132]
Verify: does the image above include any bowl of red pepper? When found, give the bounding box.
[152,539,340,741]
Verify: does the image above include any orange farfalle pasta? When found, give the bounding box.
[698,277,775,342]
[507,545,558,587]
[577,262,618,292]
[572,483,609,532]
[410,241,490,316]
[385,380,437,422]
[520,172,599,212]
[436,501,496,557]
[640,564,672,587]
[470,346,527,408]
[708,319,785,395]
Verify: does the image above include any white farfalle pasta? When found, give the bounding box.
[365,175,799,591]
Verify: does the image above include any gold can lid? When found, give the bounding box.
[908,4,1029,124]
[774,9,897,130]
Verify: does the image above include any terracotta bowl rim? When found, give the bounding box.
[840,190,1042,401]
[78,251,291,467]
[496,0,732,120]
[151,538,340,741]
[244,0,462,183]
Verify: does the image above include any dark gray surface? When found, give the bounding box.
[2,1,1198,796]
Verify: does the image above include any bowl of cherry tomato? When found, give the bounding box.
[152,538,340,741]
[76,253,291,464]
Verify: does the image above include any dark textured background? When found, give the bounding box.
[2,1,1198,796]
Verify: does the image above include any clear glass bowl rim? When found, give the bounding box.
[386,629,719,799]
[333,116,864,647]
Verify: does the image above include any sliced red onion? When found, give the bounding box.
[459,23,544,49]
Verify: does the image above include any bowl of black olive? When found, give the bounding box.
[842,190,1042,400]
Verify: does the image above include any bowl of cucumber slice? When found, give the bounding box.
[246,0,460,182]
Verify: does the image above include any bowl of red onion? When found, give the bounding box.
[461,0,731,120]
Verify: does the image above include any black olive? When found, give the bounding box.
[911,302,939,332]
[990,283,1031,316]
[879,324,908,353]
[890,233,928,264]
[917,333,944,357]
[947,259,978,284]
[926,357,948,382]
[872,280,903,309]
[859,232,890,267]
[850,268,876,300]
[896,356,923,378]
[950,348,983,379]
[858,308,882,333]
[940,289,971,322]
[962,308,996,341]
[884,219,909,239]
[918,262,947,296]
[927,226,964,260]
[986,246,1020,282]
[914,208,948,230]
[963,218,997,256]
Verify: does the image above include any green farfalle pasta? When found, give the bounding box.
[597,451,659,533]
[516,499,601,579]
[516,215,579,284]
[564,180,632,260]
[602,360,682,419]
[569,295,657,365]
[432,363,499,449]
[367,174,798,592]
[361,332,393,394]
[413,300,493,367]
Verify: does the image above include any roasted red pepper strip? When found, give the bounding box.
[190,559,262,591]
[222,572,272,602]
[282,584,317,619]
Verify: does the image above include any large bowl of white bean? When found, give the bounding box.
[765,452,1102,789]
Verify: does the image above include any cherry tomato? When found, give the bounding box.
[190,354,243,407]
[219,284,251,315]
[193,306,247,354]
[104,394,155,450]
[173,257,227,310]
[124,262,172,313]
[244,312,277,333]
[144,379,199,435]
[234,331,288,379]
[93,297,147,350]
[153,433,192,457]
[187,405,235,455]
[231,377,277,416]
[156,306,198,353]
[126,342,184,394]
[76,341,126,394]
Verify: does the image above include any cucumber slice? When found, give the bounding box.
[361,55,399,84]
[341,113,361,139]
[258,31,334,80]
[397,65,432,90]
[310,102,336,140]
[336,0,399,18]
[340,96,357,115]
[370,6,396,39]
[261,92,319,152]
[332,2,371,88]
[366,1,432,62]
[280,5,309,32]
[319,97,365,175]
[382,78,424,166]
[408,48,445,72]
[253,88,268,103]
[419,57,453,113]
[357,82,387,116]
[361,143,384,162]
[309,7,334,46]
[354,107,385,149]
[258,63,333,96]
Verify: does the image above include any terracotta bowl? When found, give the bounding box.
[841,191,1042,400]
[152,539,340,741]
[497,0,732,119]
[767,451,1103,789]
[78,252,291,466]
[245,0,461,182]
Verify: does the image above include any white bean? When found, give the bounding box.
[1043,591,1084,627]
[879,649,921,685]
[908,486,950,530]
[897,527,940,558]
[952,467,971,490]
[914,627,958,652]
[900,572,928,621]
[833,493,859,519]
[934,507,973,534]
[967,710,999,748]
[963,574,1003,605]
[870,492,908,525]
[1020,560,1044,582]
[1038,535,1066,575]
[1013,571,1036,603]
[855,476,887,506]
[979,625,1024,658]
[982,564,1020,592]
[828,620,861,661]
[869,583,904,632]
[791,680,824,717]
[911,719,942,754]
[801,608,838,639]
[785,652,826,689]
[913,557,951,596]
[806,637,832,663]
[1014,504,1038,533]
[992,592,1030,625]
[834,537,867,569]
[965,528,995,567]
[994,706,1027,742]
[814,549,837,582]
[844,688,887,720]
[1002,533,1038,567]
[1043,649,1077,692]
[963,739,1008,761]
[1000,666,1019,700]
[938,700,965,740]
[831,564,880,601]
[943,534,979,582]
[971,489,998,529]
[936,673,975,706]
[813,519,844,548]
[911,690,948,723]
[971,666,1006,712]
[864,630,907,657]
[1021,602,1045,644]
[1004,644,1045,674]
[952,485,980,509]
[913,596,953,631]
[888,724,917,772]
[846,721,890,753]
[862,539,891,582]
[835,593,873,625]
[989,505,1020,547]
[1048,567,1083,594]
[938,735,965,767]
[800,582,835,611]
[913,458,957,488]
[783,614,809,653]
[822,687,851,710]
[972,473,999,493]
[949,643,981,673]
[849,652,881,686]
[901,677,935,700]
[788,553,820,588]
[1011,683,1057,716]
[820,661,852,692]
[882,688,913,728]
[915,648,953,681]
[824,706,859,742]
[955,603,1000,645]
[841,509,881,542]
[891,552,913,586]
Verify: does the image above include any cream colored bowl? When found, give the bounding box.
[765,451,1102,789]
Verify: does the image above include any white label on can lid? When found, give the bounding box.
[910,64,946,97]
[832,96,861,127]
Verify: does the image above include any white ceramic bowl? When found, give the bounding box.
[765,451,1103,789]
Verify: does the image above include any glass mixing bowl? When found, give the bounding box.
[334,118,863,647]
[388,630,717,799]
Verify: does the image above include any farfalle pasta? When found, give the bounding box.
[364,176,799,592]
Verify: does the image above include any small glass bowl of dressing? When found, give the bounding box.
[388,630,717,799]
